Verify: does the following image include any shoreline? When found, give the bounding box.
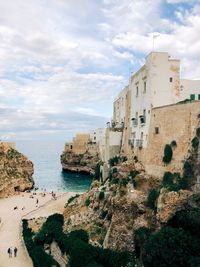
[0,191,77,267]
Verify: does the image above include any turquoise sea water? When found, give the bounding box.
[16,141,92,193]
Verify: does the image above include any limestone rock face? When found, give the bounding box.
[60,151,99,175]
[0,144,34,197]
[156,188,193,223]
[63,161,150,252]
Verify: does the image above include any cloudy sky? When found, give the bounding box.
[0,0,200,141]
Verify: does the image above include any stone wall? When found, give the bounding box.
[142,101,200,177]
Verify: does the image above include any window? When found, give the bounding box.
[198,94,200,100]
[144,81,146,93]
[190,94,195,101]
[141,132,143,139]
[155,127,159,134]
[170,77,173,82]
[136,86,139,97]
[132,112,138,126]
[140,116,145,124]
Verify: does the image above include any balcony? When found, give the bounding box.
[128,139,135,147]
[135,139,143,148]
[131,118,138,127]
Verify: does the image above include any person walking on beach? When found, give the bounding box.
[14,247,17,257]
[7,247,12,258]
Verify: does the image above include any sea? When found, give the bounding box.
[16,141,93,193]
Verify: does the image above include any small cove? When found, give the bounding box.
[16,140,92,193]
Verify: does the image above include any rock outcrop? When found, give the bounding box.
[63,162,151,252]
[61,151,99,175]
[157,188,193,223]
[0,143,34,197]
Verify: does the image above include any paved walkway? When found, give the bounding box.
[0,191,74,267]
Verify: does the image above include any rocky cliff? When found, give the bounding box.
[63,152,200,255]
[0,143,34,197]
[60,151,99,175]
[63,160,156,252]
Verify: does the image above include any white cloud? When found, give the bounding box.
[0,0,200,140]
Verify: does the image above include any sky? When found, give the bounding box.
[0,0,200,141]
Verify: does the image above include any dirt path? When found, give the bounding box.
[0,191,75,267]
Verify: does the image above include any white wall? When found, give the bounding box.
[113,86,128,125]
[180,79,200,101]
[129,52,182,148]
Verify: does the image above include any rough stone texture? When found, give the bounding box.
[63,162,150,252]
[60,150,99,175]
[0,143,34,197]
[157,188,193,223]
[137,101,200,178]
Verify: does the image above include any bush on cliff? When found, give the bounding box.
[134,227,151,260]
[192,136,199,149]
[142,226,199,267]
[22,219,59,267]
[94,163,101,180]
[162,172,182,191]
[99,191,105,200]
[85,197,91,206]
[109,156,127,167]
[147,189,159,211]
[163,144,173,164]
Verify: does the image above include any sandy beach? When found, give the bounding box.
[0,191,76,267]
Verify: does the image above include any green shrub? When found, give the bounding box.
[68,229,89,243]
[109,156,127,167]
[181,160,195,189]
[162,172,181,191]
[192,137,199,149]
[85,197,91,206]
[67,194,80,205]
[112,167,118,173]
[94,163,101,180]
[134,227,151,259]
[120,178,128,187]
[147,189,159,211]
[67,218,72,225]
[111,177,119,184]
[31,246,59,267]
[22,219,59,267]
[163,144,173,164]
[109,156,120,166]
[143,226,198,267]
[100,209,108,219]
[130,170,138,187]
[98,191,105,200]
[163,172,173,187]
[168,209,200,238]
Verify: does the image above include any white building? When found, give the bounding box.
[129,52,200,149]
[113,86,128,128]
[90,128,106,144]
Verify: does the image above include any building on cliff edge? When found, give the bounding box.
[101,52,200,178]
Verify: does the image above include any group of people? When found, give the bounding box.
[7,247,18,258]
[51,191,56,200]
